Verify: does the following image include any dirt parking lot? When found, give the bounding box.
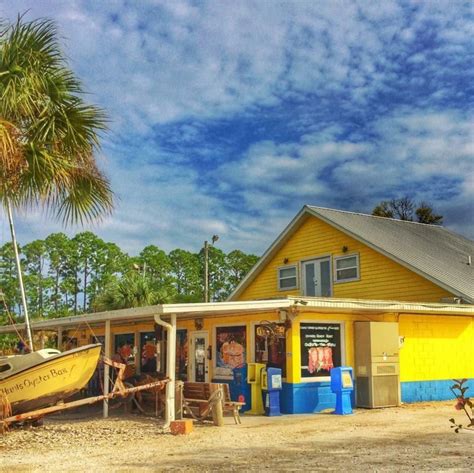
[1,401,472,472]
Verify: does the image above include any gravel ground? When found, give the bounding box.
[1,401,472,472]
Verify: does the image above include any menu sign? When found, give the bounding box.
[300,323,342,378]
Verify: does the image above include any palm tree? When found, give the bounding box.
[0,17,114,347]
[92,272,172,312]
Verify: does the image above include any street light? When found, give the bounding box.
[204,235,219,303]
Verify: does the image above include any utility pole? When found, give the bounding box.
[203,235,219,303]
[204,240,209,303]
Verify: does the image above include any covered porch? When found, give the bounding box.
[1,297,472,417]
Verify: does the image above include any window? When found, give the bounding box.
[334,254,359,282]
[114,333,135,363]
[278,265,297,290]
[255,323,286,377]
[300,322,343,379]
[140,332,157,373]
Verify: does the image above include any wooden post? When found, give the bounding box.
[134,331,140,374]
[209,383,224,427]
[57,327,63,350]
[103,319,111,418]
[175,381,183,420]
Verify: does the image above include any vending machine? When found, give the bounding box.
[330,366,354,415]
[262,367,282,416]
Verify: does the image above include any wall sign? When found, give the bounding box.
[215,325,246,379]
[300,322,342,378]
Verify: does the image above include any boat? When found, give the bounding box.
[0,344,101,414]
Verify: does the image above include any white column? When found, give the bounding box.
[154,313,177,427]
[103,319,111,418]
[166,313,177,424]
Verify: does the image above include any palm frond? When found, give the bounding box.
[0,15,113,224]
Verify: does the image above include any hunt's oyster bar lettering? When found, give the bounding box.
[0,367,69,396]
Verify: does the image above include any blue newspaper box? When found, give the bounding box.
[330,366,354,415]
[262,367,282,416]
[231,365,251,412]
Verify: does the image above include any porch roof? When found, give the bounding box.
[0,297,472,335]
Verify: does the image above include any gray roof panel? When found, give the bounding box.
[307,206,474,302]
[229,206,474,303]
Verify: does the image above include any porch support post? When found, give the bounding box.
[57,327,63,350]
[167,313,177,423]
[134,331,140,375]
[154,312,177,429]
[103,319,111,418]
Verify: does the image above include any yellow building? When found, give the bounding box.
[1,206,472,414]
[226,206,474,411]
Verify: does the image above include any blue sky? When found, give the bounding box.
[0,1,473,255]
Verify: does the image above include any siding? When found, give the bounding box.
[399,314,474,382]
[238,214,452,303]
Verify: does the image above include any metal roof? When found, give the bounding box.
[0,296,472,335]
[230,205,474,303]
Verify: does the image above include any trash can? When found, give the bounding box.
[231,364,251,412]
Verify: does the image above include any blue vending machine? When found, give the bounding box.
[330,366,354,415]
[262,367,283,416]
[231,364,251,412]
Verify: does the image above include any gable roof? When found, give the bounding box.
[229,205,474,303]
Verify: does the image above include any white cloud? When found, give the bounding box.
[0,1,472,256]
[216,108,473,241]
[3,0,467,135]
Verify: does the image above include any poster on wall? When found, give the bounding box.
[176,329,188,381]
[300,323,342,378]
[215,325,246,379]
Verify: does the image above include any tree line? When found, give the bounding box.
[0,231,259,321]
[372,197,443,224]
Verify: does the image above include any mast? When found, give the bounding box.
[6,200,34,351]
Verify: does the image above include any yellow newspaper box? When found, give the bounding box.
[247,363,265,415]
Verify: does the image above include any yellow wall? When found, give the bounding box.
[287,311,473,384]
[78,312,282,381]
[399,314,474,381]
[75,309,473,384]
[238,214,452,303]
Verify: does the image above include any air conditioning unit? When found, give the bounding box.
[354,321,400,408]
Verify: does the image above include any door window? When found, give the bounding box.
[190,331,209,382]
[194,336,207,382]
[303,258,331,297]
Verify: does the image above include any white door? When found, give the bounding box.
[189,331,209,382]
[302,258,332,297]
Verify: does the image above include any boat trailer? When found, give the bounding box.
[1,357,169,429]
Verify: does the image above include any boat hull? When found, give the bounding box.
[0,344,101,415]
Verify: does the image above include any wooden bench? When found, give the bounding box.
[182,382,245,424]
